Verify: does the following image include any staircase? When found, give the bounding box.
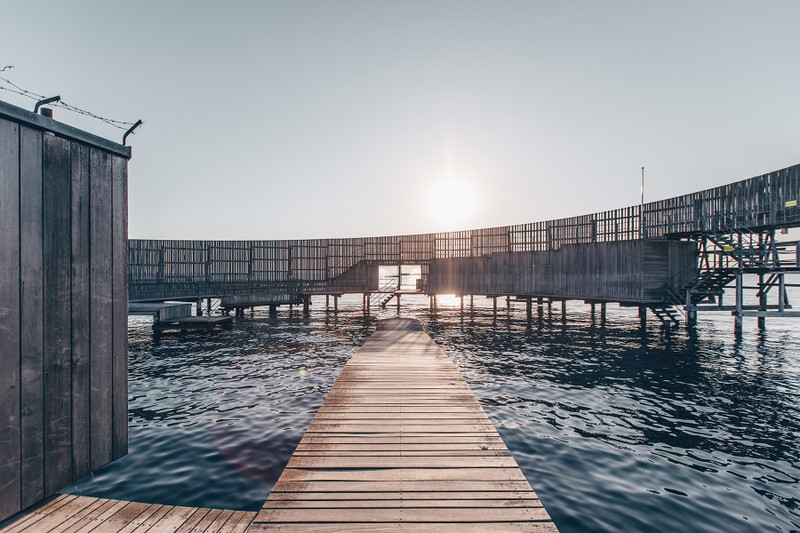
[656,220,781,325]
[368,278,400,310]
[649,305,682,327]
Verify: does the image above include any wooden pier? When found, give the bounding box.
[250,318,557,531]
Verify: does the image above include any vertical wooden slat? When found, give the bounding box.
[42,134,72,495]
[89,148,112,470]
[19,126,44,508]
[0,117,21,521]
[71,142,91,480]
[111,155,128,460]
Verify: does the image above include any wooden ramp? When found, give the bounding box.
[0,494,255,532]
[250,318,558,532]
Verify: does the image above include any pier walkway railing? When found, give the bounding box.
[129,164,800,304]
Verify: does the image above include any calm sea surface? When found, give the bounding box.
[65,294,800,532]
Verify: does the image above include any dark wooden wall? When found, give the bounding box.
[426,240,697,303]
[0,101,130,522]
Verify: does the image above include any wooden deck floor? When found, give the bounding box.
[0,494,255,532]
[250,317,558,531]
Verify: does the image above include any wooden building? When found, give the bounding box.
[0,100,130,522]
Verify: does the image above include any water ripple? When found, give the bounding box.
[64,295,800,532]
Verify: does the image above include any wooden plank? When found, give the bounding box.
[249,523,556,532]
[42,133,72,496]
[285,456,520,469]
[48,499,111,533]
[94,501,154,531]
[184,507,224,531]
[256,507,552,523]
[202,509,234,533]
[271,480,536,493]
[171,507,210,532]
[0,495,75,533]
[18,126,43,509]
[0,117,20,522]
[111,154,128,461]
[70,142,91,481]
[0,495,92,533]
[268,491,539,501]
[89,147,113,470]
[265,499,543,509]
[137,504,194,531]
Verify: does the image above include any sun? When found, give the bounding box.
[426,177,477,229]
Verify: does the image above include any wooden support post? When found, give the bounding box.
[758,273,766,329]
[526,298,532,321]
[600,302,606,326]
[460,295,464,315]
[396,293,401,314]
[537,297,543,321]
[196,298,203,316]
[303,296,310,315]
[639,305,647,330]
[493,297,497,318]
[429,295,434,312]
[779,273,786,312]
[334,295,338,314]
[470,294,474,312]
[269,305,277,318]
[590,302,596,321]
[206,297,212,315]
[561,300,566,322]
[734,271,743,336]
[366,293,370,314]
[326,294,329,309]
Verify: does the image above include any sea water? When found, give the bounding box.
[65,294,800,532]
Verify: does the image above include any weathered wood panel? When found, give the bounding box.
[89,148,113,470]
[426,240,695,303]
[70,142,91,480]
[111,155,128,460]
[42,133,72,494]
[19,126,43,508]
[0,117,21,521]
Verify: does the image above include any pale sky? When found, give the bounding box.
[2,1,798,240]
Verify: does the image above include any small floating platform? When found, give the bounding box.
[153,315,233,332]
[251,317,558,531]
[0,494,255,532]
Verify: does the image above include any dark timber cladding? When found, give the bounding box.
[252,318,558,531]
[0,99,131,522]
[426,240,696,301]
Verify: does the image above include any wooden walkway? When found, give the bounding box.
[0,494,255,532]
[250,318,558,531]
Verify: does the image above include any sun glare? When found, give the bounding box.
[425,177,477,229]
[435,294,461,306]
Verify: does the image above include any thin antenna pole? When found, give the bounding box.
[640,166,645,238]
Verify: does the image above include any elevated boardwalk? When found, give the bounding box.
[251,318,557,531]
